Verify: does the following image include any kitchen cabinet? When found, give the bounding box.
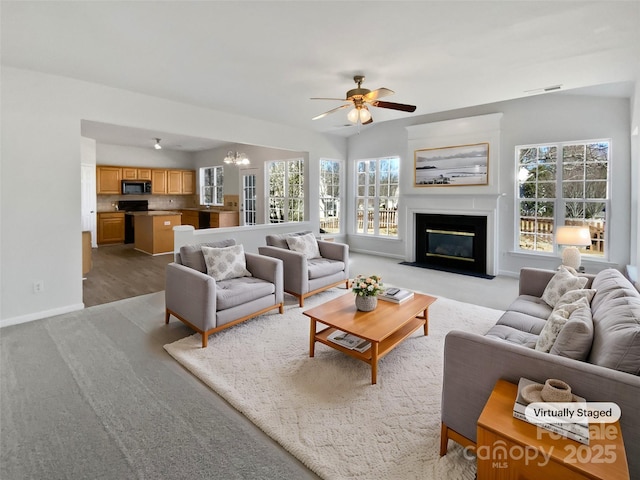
[167,170,183,194]
[134,212,182,255]
[151,169,167,194]
[122,167,138,180]
[97,166,122,194]
[137,168,152,180]
[122,167,152,180]
[182,170,195,194]
[181,210,199,228]
[199,210,240,228]
[97,212,125,244]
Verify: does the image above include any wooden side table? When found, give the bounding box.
[477,379,629,480]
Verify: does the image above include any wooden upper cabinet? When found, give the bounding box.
[97,166,122,194]
[167,170,183,195]
[137,168,152,180]
[182,170,195,195]
[122,167,138,180]
[151,169,167,194]
[96,165,195,195]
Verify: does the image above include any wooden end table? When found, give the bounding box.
[303,292,437,384]
[477,379,629,480]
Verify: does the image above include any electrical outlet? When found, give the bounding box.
[33,281,44,293]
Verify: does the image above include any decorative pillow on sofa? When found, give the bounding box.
[535,310,569,353]
[180,239,236,273]
[201,244,252,281]
[550,304,594,360]
[286,233,321,259]
[541,266,589,307]
[555,288,596,310]
[536,296,591,353]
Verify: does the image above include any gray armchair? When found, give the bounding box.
[165,240,284,347]
[258,232,349,307]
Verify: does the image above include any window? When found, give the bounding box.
[516,140,609,257]
[200,166,224,205]
[268,158,304,223]
[319,159,342,233]
[355,156,399,237]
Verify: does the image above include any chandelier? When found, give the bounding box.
[224,151,250,166]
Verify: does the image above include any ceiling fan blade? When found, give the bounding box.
[312,104,350,120]
[363,88,394,102]
[363,115,373,125]
[371,100,417,112]
[310,97,348,101]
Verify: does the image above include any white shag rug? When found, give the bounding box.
[164,288,504,480]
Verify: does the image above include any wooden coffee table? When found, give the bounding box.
[303,292,437,384]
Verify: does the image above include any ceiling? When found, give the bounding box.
[2,1,639,150]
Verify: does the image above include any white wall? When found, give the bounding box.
[347,92,634,276]
[0,66,346,325]
[96,143,195,169]
[630,80,640,266]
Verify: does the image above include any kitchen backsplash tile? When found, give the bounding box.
[97,195,198,212]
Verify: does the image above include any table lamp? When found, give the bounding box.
[556,226,591,270]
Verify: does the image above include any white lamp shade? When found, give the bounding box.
[347,108,360,123]
[556,226,591,246]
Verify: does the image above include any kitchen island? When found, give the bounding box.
[132,211,181,255]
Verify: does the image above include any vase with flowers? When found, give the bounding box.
[352,274,384,311]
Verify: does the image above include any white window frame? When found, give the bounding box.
[515,139,610,259]
[267,158,304,223]
[200,165,224,206]
[319,158,343,234]
[354,156,400,238]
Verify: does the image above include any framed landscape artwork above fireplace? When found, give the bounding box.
[414,142,489,187]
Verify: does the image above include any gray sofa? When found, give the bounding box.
[441,267,640,478]
[258,231,350,307]
[165,240,284,347]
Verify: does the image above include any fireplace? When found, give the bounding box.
[415,214,487,275]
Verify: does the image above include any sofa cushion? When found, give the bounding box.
[265,231,312,249]
[496,311,547,335]
[202,244,252,281]
[286,232,321,259]
[588,296,640,375]
[307,258,345,279]
[506,295,553,320]
[550,304,594,360]
[216,276,276,311]
[591,268,640,318]
[484,325,539,348]
[180,239,236,272]
[541,266,589,307]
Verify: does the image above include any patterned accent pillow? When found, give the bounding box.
[541,266,589,307]
[550,305,594,360]
[536,296,591,353]
[286,233,320,259]
[201,244,252,281]
[555,288,596,310]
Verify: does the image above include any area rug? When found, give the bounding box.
[164,289,504,480]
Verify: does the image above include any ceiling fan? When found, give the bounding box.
[311,75,416,125]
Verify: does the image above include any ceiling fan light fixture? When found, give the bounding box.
[347,106,371,124]
[154,138,162,150]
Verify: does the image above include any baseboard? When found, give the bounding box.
[0,303,85,328]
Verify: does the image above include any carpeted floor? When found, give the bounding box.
[164,288,505,480]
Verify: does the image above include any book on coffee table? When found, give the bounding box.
[327,330,370,353]
[379,288,414,304]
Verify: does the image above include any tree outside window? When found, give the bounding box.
[200,166,223,205]
[516,140,609,257]
[268,158,304,223]
[355,157,399,237]
[319,159,342,233]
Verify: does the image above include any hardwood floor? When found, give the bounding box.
[83,244,173,307]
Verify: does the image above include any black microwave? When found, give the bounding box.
[122,180,152,195]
